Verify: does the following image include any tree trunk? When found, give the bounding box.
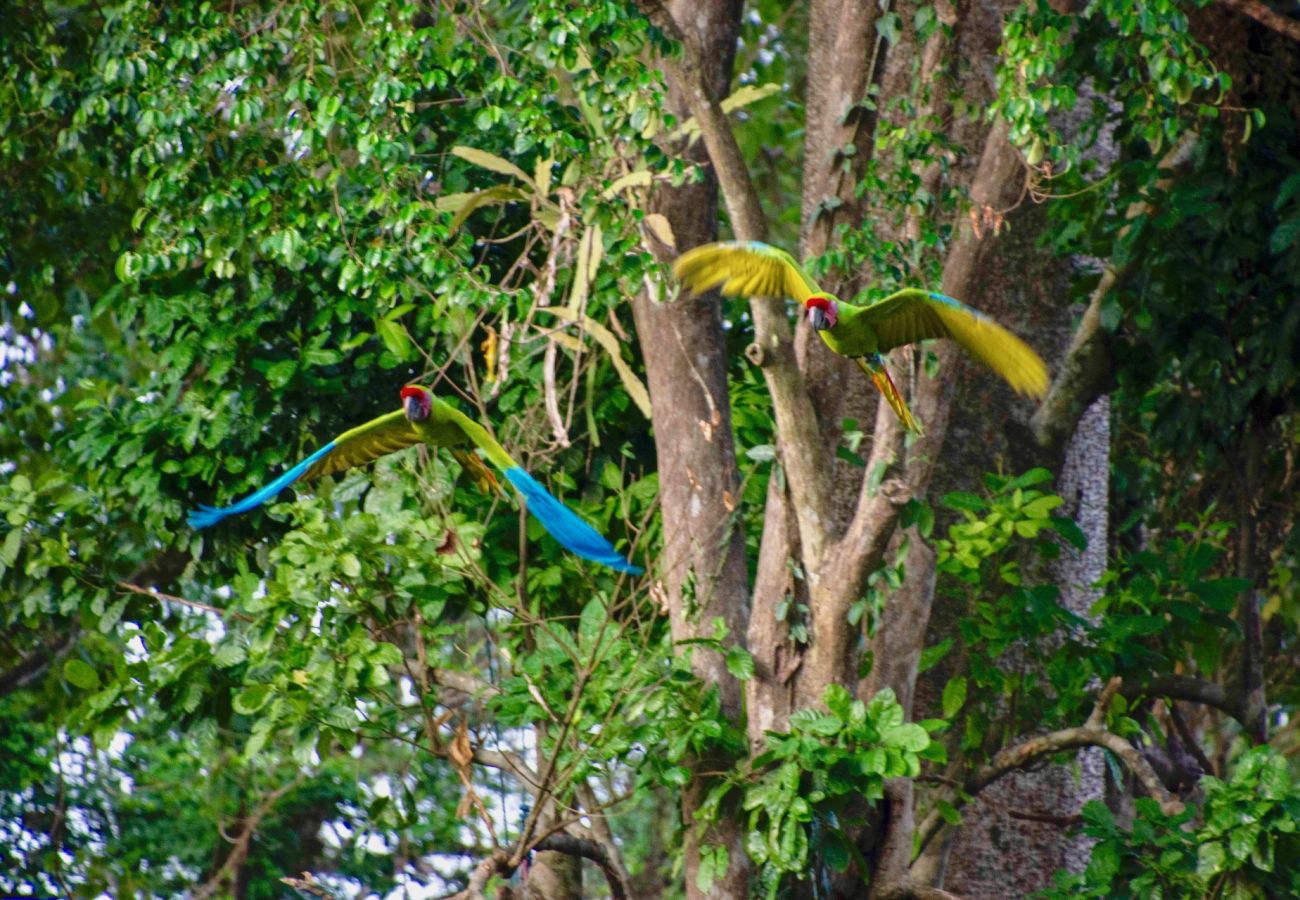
[633,1,752,896]
[939,399,1110,895]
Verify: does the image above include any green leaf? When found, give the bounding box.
[578,597,607,648]
[1050,515,1088,551]
[1196,839,1226,878]
[370,643,404,667]
[725,647,754,681]
[1269,217,1300,254]
[339,553,362,578]
[880,723,929,752]
[233,684,273,715]
[917,639,953,674]
[942,492,986,513]
[941,676,967,719]
[802,714,843,737]
[264,359,297,389]
[936,799,962,826]
[212,643,247,668]
[375,318,411,361]
[64,658,100,690]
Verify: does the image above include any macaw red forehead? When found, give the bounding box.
[805,295,833,311]
[399,385,428,401]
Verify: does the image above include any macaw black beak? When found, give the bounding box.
[808,306,828,331]
[404,396,424,421]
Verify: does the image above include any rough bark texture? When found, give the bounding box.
[632,1,752,896]
[527,845,582,900]
[941,399,1110,895]
[639,1,1130,895]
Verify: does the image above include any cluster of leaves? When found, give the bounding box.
[1043,747,1300,899]
[696,685,936,897]
[1089,520,1248,681]
[923,470,1091,751]
[0,0,679,893]
[994,0,1228,166]
[926,468,1255,753]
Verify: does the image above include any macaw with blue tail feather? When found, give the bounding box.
[189,385,642,574]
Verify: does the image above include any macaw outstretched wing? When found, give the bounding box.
[860,290,1050,398]
[188,410,419,529]
[673,241,821,302]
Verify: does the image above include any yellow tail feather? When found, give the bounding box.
[451,448,503,496]
[859,358,923,435]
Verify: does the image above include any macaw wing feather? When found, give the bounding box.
[673,241,820,303]
[188,441,339,529]
[302,410,422,480]
[437,403,642,574]
[861,290,1050,398]
[188,410,420,529]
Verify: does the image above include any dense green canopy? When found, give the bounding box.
[2,0,1298,897]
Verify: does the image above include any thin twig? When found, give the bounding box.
[116,581,253,622]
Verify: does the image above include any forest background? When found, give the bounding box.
[3,0,1300,897]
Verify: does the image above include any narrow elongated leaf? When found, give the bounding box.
[539,307,652,418]
[450,145,533,185]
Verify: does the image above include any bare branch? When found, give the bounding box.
[1122,674,1245,724]
[431,667,501,699]
[0,630,78,697]
[280,872,339,899]
[458,849,511,900]
[1220,0,1300,42]
[194,777,303,900]
[534,835,631,900]
[915,678,1183,854]
[452,833,632,900]
[117,581,253,622]
[472,747,542,790]
[875,882,967,900]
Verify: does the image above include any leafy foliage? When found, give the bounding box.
[1042,748,1300,899]
[697,685,936,897]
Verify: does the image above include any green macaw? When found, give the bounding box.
[673,241,1050,433]
[189,385,642,574]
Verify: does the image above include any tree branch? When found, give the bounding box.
[0,630,78,697]
[1030,128,1200,456]
[458,849,511,900]
[194,776,303,900]
[915,678,1183,854]
[1122,674,1245,724]
[638,0,833,565]
[117,580,253,621]
[453,834,632,900]
[1220,0,1300,42]
[874,882,967,900]
[430,667,501,699]
[534,835,631,900]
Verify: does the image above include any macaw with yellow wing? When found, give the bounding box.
[189,385,642,574]
[673,241,1050,434]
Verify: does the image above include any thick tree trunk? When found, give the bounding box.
[939,399,1110,895]
[633,1,752,896]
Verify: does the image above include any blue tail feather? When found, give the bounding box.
[188,441,337,530]
[504,468,643,574]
